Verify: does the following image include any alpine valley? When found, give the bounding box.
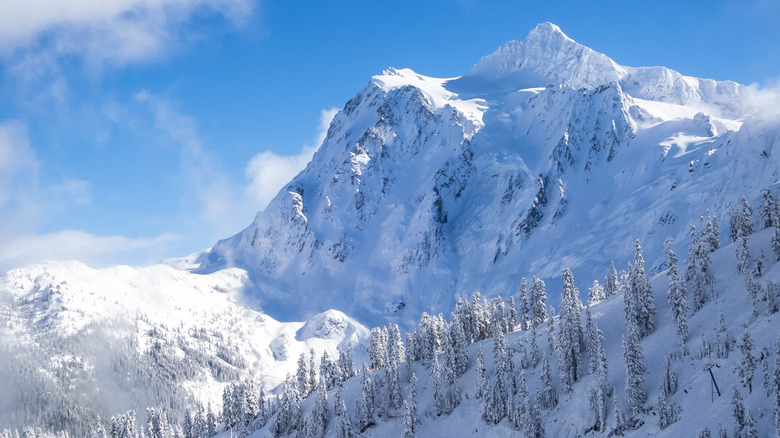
[2,22,780,438]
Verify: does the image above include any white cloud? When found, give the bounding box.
[0,230,178,270]
[749,77,780,122]
[245,108,338,210]
[0,0,254,68]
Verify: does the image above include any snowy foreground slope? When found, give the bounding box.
[242,225,780,438]
[199,22,779,328]
[0,260,368,433]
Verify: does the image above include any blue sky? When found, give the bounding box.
[0,0,778,270]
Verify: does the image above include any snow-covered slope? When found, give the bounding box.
[199,22,778,329]
[248,219,780,438]
[0,261,368,432]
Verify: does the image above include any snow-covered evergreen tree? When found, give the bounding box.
[335,399,355,438]
[773,229,780,261]
[629,240,656,337]
[731,385,756,438]
[687,224,700,283]
[736,236,751,275]
[530,277,547,328]
[716,312,731,359]
[338,345,355,382]
[604,261,619,297]
[702,212,721,253]
[519,278,530,330]
[311,379,329,438]
[661,354,678,396]
[659,369,681,428]
[205,404,217,437]
[507,296,517,332]
[588,280,605,305]
[585,305,597,374]
[767,281,779,315]
[448,313,470,376]
[761,346,772,397]
[357,364,375,431]
[665,238,689,343]
[491,296,508,335]
[538,353,558,409]
[432,349,444,416]
[546,305,556,354]
[528,324,540,369]
[275,374,302,436]
[730,196,754,242]
[369,327,386,370]
[623,316,647,417]
[594,327,610,431]
[475,346,487,400]
[297,353,310,397]
[110,411,136,438]
[737,331,756,393]
[308,349,318,396]
[761,188,778,229]
[752,250,768,278]
[558,268,584,393]
[688,224,713,311]
[437,338,460,415]
[385,323,403,410]
[402,400,416,438]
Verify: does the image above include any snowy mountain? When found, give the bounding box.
[198,22,777,329]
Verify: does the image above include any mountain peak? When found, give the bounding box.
[526,21,571,43]
[467,22,625,89]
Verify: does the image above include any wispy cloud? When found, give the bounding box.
[136,90,256,235]
[0,230,178,269]
[0,0,254,69]
[139,91,338,229]
[245,108,338,210]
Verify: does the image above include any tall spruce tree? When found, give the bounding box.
[558,268,584,393]
[605,261,619,297]
[623,316,647,417]
[539,353,558,409]
[730,196,754,242]
[761,188,778,229]
[665,238,689,343]
[530,277,548,328]
[449,313,470,376]
[631,240,656,337]
[737,237,751,275]
[385,324,403,409]
[507,296,518,332]
[738,331,756,393]
[335,399,355,438]
[519,278,530,330]
[475,346,487,400]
